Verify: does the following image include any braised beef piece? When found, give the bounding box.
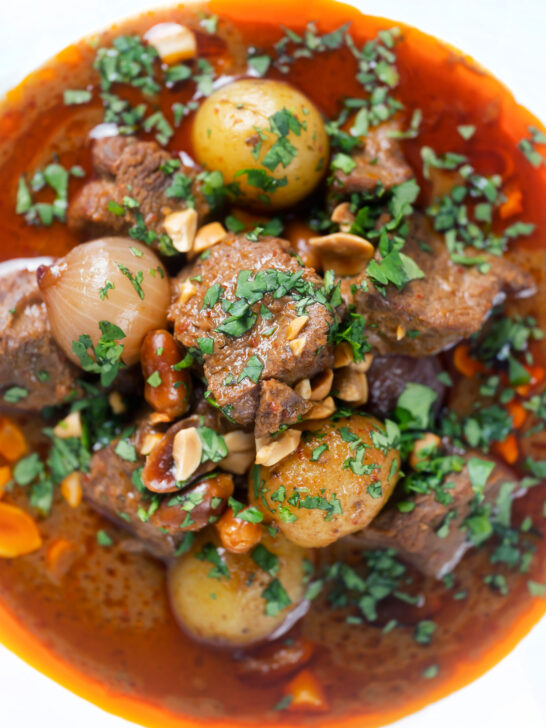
[357,453,515,578]
[169,235,337,431]
[330,121,413,198]
[366,354,446,418]
[84,422,234,558]
[254,379,311,438]
[68,136,209,243]
[0,269,79,409]
[350,214,535,356]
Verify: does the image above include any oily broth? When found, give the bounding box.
[0,3,545,723]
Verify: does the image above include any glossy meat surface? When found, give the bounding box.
[0,269,78,409]
[169,235,336,427]
[68,136,209,243]
[357,453,516,578]
[352,215,535,356]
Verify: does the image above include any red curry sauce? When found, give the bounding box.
[0,1,545,725]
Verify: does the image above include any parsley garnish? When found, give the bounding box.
[72,320,126,387]
[262,577,292,616]
[237,355,264,384]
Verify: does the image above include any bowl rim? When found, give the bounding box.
[0,0,545,726]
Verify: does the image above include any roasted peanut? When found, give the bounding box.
[142,417,217,493]
[141,329,192,419]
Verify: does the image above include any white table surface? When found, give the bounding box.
[0,0,545,726]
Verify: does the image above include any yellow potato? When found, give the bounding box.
[192,79,329,209]
[168,528,311,646]
[250,415,401,548]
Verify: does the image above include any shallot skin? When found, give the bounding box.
[37,237,171,366]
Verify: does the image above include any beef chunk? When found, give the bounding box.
[357,453,515,578]
[351,215,535,356]
[169,235,336,429]
[255,380,311,438]
[84,440,232,559]
[0,269,79,409]
[330,121,413,197]
[367,354,446,418]
[68,136,209,244]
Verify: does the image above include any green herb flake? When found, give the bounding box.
[146,371,162,388]
[311,444,329,461]
[64,89,92,105]
[197,337,214,355]
[97,530,113,547]
[528,580,546,597]
[114,439,137,462]
[262,577,292,616]
[3,386,29,404]
[457,124,476,140]
[251,543,280,577]
[237,355,264,384]
[422,664,439,679]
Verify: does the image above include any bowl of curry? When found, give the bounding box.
[0,0,544,726]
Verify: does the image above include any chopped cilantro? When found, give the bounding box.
[3,386,28,403]
[195,542,229,580]
[197,337,214,355]
[64,89,92,105]
[72,320,126,387]
[237,355,264,384]
[146,371,162,388]
[311,444,329,461]
[414,620,436,645]
[197,427,228,463]
[251,543,280,576]
[262,577,292,616]
[97,530,113,547]
[114,438,137,462]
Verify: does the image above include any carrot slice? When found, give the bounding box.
[493,433,519,465]
[453,344,484,378]
[60,471,83,508]
[0,503,42,558]
[46,538,82,581]
[499,187,523,219]
[0,466,11,498]
[507,400,526,429]
[0,417,27,462]
[284,669,329,713]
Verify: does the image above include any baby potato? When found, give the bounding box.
[168,528,311,647]
[192,79,329,209]
[250,415,401,548]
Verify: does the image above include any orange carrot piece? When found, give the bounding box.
[284,669,329,713]
[60,471,83,508]
[0,466,11,498]
[0,417,27,462]
[507,400,526,429]
[493,433,519,465]
[499,187,523,219]
[45,538,82,581]
[0,503,42,558]
[453,344,484,378]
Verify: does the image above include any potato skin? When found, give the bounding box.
[192,79,329,209]
[168,528,311,647]
[250,415,401,548]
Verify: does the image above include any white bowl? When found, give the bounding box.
[0,1,545,727]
